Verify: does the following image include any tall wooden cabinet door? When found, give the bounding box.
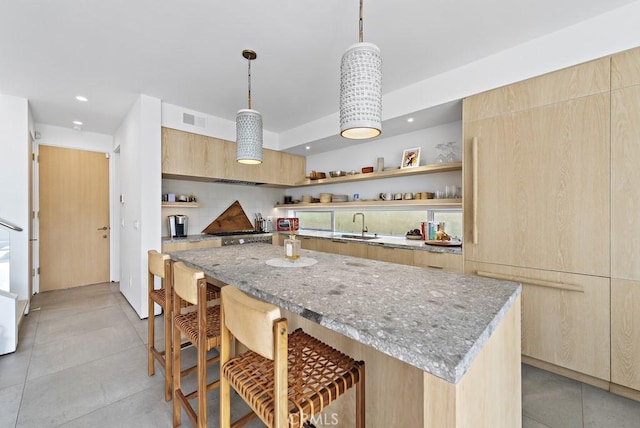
[467,261,611,381]
[611,278,640,390]
[464,93,610,276]
[611,84,640,281]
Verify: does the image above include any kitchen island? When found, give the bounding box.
[170,243,521,427]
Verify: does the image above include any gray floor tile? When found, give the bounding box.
[583,384,640,428]
[59,386,173,428]
[27,322,143,380]
[522,364,584,428]
[524,415,551,428]
[17,345,161,427]
[0,383,23,428]
[33,305,130,346]
[0,338,33,390]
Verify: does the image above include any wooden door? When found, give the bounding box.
[39,146,109,291]
[464,93,610,276]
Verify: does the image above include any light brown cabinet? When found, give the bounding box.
[610,47,640,400]
[413,251,463,273]
[463,58,610,277]
[161,127,306,187]
[467,261,611,382]
[366,245,414,266]
[611,279,640,392]
[463,57,613,384]
[611,49,640,282]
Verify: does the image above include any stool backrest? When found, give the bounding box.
[148,250,169,279]
[173,261,204,305]
[221,286,281,360]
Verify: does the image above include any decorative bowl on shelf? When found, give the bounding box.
[329,170,347,178]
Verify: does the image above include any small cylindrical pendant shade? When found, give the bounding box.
[236,109,263,164]
[340,42,382,139]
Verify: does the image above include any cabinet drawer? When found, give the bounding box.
[466,261,610,381]
[366,246,413,266]
[611,278,640,390]
[413,251,462,273]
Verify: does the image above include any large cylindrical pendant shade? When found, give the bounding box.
[236,108,263,165]
[340,42,382,139]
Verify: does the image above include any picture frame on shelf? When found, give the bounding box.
[401,147,421,169]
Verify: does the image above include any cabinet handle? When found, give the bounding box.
[476,270,584,293]
[472,136,479,244]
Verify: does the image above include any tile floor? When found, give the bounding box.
[0,282,638,427]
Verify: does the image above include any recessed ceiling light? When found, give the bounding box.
[407,118,414,123]
[73,120,83,126]
[305,146,311,150]
[75,95,88,102]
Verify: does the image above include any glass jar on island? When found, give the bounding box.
[284,234,300,260]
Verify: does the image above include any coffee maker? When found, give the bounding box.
[168,215,188,238]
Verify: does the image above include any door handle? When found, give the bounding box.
[97,226,109,231]
[472,136,479,244]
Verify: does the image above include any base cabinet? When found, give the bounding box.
[413,251,463,273]
[466,261,610,382]
[365,245,414,266]
[611,279,640,391]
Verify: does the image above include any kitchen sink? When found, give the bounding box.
[339,234,379,240]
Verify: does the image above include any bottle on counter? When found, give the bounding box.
[284,234,300,261]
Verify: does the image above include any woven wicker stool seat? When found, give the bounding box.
[220,286,365,428]
[172,261,221,428]
[149,288,167,307]
[174,306,221,350]
[223,328,364,427]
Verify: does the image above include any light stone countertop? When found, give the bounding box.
[290,230,463,254]
[162,231,461,254]
[169,243,520,384]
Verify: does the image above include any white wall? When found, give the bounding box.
[279,1,640,150]
[284,122,462,204]
[161,102,279,150]
[115,95,161,318]
[161,180,284,237]
[0,94,30,300]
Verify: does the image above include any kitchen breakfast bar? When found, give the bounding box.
[169,243,522,427]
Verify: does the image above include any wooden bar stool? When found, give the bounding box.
[147,250,174,401]
[172,261,222,428]
[219,286,365,428]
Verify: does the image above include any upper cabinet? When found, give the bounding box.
[161,127,306,187]
[463,58,611,277]
[611,47,640,282]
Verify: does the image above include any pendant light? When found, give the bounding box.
[236,49,263,164]
[340,0,382,139]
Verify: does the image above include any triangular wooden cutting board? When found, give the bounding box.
[201,200,255,234]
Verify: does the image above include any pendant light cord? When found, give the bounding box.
[247,57,252,110]
[359,0,364,43]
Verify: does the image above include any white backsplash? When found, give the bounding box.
[161,179,285,237]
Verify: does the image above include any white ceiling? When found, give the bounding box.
[0,0,636,150]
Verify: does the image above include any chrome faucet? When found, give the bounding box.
[353,212,368,236]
